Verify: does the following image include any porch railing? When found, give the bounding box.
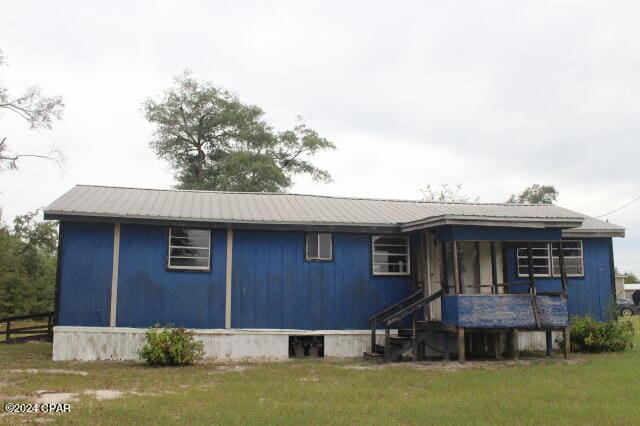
[369,288,444,361]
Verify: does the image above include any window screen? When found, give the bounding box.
[372,236,410,276]
[306,232,332,261]
[168,228,211,270]
[517,241,584,278]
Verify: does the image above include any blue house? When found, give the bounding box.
[44,185,624,362]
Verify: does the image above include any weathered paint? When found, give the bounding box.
[58,222,114,327]
[441,294,568,329]
[231,230,414,330]
[115,224,227,328]
[52,326,388,361]
[436,225,563,242]
[504,238,614,321]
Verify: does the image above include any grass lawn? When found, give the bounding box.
[1,318,640,425]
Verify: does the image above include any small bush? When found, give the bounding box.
[561,316,634,353]
[138,326,205,366]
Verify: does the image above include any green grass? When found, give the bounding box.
[1,318,640,425]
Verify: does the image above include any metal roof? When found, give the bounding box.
[43,185,625,236]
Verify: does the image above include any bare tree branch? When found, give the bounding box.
[0,48,65,172]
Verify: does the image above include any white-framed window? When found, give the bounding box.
[517,242,551,277]
[551,241,584,277]
[372,235,410,276]
[517,240,584,278]
[306,232,332,261]
[167,228,211,271]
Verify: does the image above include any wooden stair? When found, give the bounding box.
[365,290,446,363]
[363,321,451,362]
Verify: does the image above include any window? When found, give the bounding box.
[517,243,551,277]
[306,232,332,261]
[551,241,584,277]
[167,228,211,271]
[372,236,410,276]
[517,241,584,278]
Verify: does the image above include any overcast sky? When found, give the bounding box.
[1,0,638,272]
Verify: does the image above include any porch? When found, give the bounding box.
[365,225,572,362]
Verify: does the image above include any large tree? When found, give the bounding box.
[507,184,558,204]
[0,49,65,171]
[144,72,335,192]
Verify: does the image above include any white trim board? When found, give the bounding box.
[109,223,121,327]
[225,228,233,329]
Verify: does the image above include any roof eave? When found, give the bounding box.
[562,229,626,238]
[43,211,403,233]
[399,215,584,233]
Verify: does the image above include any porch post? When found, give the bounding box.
[490,241,498,294]
[527,242,535,294]
[458,327,465,363]
[440,240,449,294]
[546,330,553,356]
[512,328,519,361]
[563,327,570,359]
[558,241,568,293]
[423,230,432,319]
[452,240,461,294]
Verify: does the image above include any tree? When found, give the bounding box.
[507,184,558,204]
[144,72,335,192]
[624,271,639,284]
[0,210,58,317]
[420,183,478,203]
[0,48,65,171]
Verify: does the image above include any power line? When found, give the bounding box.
[596,194,640,218]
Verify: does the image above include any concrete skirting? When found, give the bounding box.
[52,327,385,361]
[52,327,559,361]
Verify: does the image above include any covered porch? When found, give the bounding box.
[367,224,573,362]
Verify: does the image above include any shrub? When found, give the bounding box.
[561,316,634,353]
[138,326,205,366]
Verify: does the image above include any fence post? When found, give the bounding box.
[5,320,10,343]
[47,314,54,339]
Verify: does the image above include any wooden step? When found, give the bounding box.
[398,328,413,337]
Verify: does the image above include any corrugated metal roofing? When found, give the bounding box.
[44,185,624,235]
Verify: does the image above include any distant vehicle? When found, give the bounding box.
[617,299,640,317]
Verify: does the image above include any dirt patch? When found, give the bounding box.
[34,389,126,404]
[84,389,124,400]
[9,368,88,376]
[36,392,79,404]
[343,357,582,372]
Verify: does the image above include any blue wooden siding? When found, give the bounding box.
[441,295,568,329]
[58,222,114,326]
[115,224,227,328]
[505,238,614,321]
[231,230,414,329]
[56,221,614,330]
[436,225,562,242]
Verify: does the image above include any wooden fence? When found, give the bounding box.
[0,312,54,344]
